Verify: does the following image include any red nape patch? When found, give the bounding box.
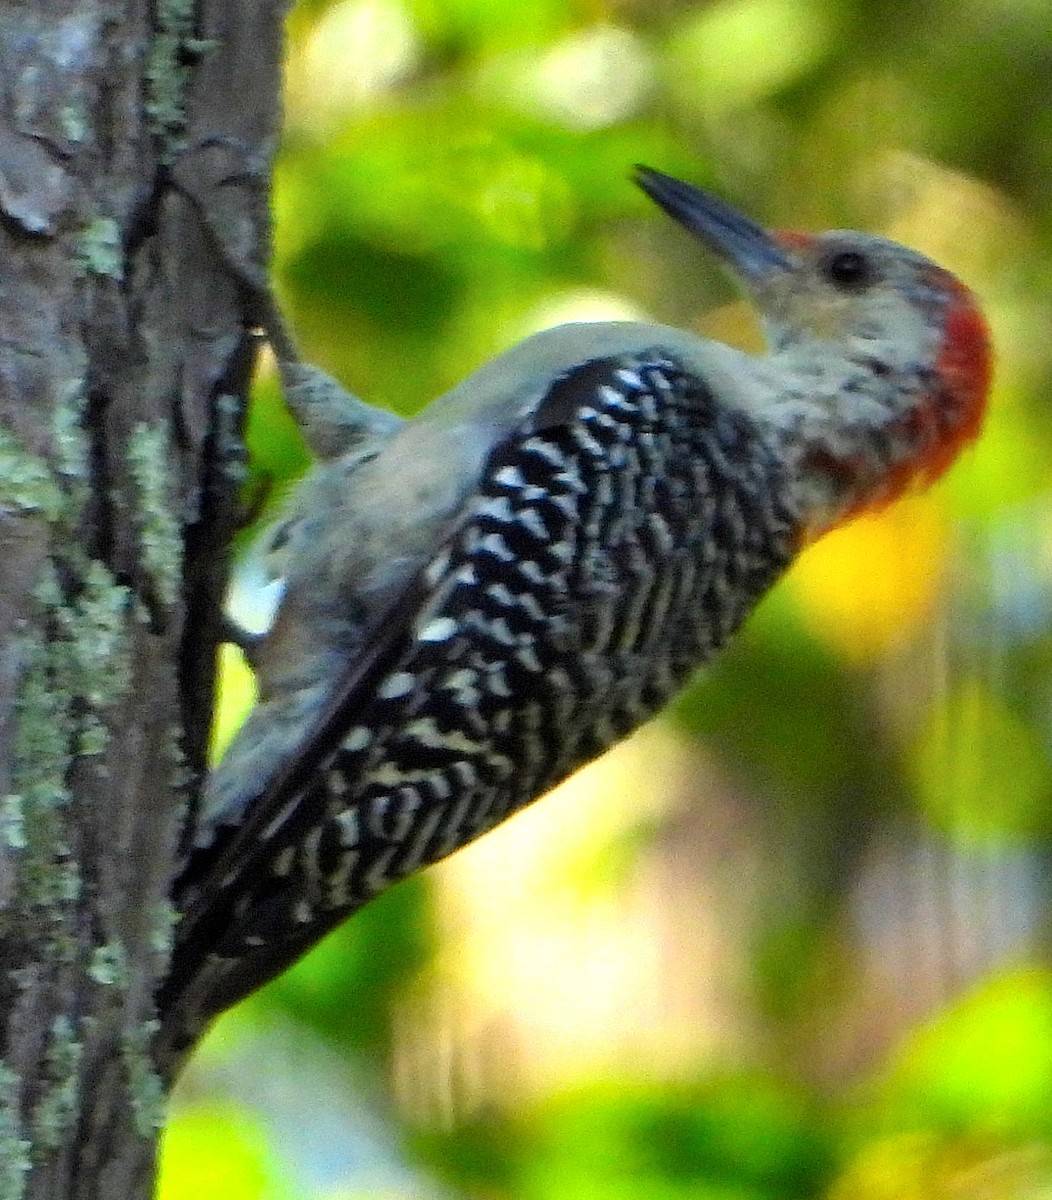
[775,230,814,252]
[893,278,992,496]
[932,280,994,454]
[814,278,993,540]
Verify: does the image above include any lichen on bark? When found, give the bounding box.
[0,2,289,1196]
[0,1062,30,1200]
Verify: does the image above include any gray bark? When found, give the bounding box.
[0,2,287,1196]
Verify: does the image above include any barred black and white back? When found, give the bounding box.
[159,346,802,1065]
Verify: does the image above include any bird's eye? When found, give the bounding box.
[823,249,874,292]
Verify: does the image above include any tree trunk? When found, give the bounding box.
[0,2,287,1196]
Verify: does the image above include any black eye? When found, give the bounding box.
[824,249,874,292]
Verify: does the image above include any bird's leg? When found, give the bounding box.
[168,149,405,466]
[219,615,267,667]
[251,288,406,463]
[222,292,410,664]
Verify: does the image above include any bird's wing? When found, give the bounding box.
[175,329,688,936]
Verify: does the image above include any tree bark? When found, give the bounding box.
[0,2,287,1196]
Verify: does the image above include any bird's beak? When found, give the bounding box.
[634,166,792,284]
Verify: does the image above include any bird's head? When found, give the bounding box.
[635,166,992,538]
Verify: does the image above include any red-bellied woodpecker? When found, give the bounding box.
[158,167,992,1071]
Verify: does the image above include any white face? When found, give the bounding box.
[756,232,953,369]
[733,232,990,536]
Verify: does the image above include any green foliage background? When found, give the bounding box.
[163,0,1052,1196]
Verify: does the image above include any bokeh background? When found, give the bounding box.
[160,0,1052,1196]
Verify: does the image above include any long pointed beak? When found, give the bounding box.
[634,166,792,283]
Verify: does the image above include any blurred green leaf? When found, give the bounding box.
[881,969,1052,1136]
[158,1106,295,1200]
[518,1076,833,1199]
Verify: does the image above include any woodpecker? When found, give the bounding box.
[158,167,992,1071]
